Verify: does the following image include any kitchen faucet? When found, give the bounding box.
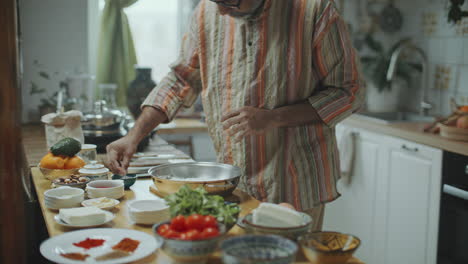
[386,39,432,116]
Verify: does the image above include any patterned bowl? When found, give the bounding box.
[152,221,226,262]
[298,231,361,264]
[220,234,298,264]
[241,213,312,240]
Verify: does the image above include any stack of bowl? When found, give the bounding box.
[86,180,125,199]
[128,200,170,225]
[44,187,84,210]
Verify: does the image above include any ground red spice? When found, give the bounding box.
[73,238,106,250]
[112,238,140,252]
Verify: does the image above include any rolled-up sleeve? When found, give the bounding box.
[308,0,365,127]
[141,6,203,123]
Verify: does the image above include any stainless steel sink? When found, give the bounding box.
[356,112,435,124]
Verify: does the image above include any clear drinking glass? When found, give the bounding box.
[78,144,97,164]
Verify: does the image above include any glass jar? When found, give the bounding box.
[77,144,97,164]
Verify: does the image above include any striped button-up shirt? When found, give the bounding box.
[142,0,365,210]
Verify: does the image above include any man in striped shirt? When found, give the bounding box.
[107,0,365,230]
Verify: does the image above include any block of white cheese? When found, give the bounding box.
[59,206,106,226]
[252,203,304,227]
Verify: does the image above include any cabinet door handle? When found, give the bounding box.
[401,144,419,152]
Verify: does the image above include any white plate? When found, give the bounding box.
[54,211,115,228]
[81,198,120,210]
[40,228,161,264]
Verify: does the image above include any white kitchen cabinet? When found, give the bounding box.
[324,124,383,264]
[374,136,442,264]
[325,123,442,264]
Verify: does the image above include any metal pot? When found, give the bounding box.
[149,162,242,197]
[82,100,125,136]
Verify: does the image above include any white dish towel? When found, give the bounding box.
[337,127,357,185]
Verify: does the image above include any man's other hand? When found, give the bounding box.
[221,106,275,143]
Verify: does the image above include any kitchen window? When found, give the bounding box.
[99,0,199,82]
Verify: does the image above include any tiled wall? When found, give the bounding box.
[343,0,468,116]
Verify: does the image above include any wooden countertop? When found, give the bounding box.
[24,124,363,264]
[344,115,468,156]
[31,168,363,264]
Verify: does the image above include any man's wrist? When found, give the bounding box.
[269,108,283,128]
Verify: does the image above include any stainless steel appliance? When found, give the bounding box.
[438,151,468,264]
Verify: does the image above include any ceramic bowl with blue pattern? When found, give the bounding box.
[152,221,226,262]
[221,234,298,264]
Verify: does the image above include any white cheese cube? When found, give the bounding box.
[59,206,106,226]
[252,203,304,227]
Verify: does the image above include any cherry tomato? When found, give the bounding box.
[164,229,181,239]
[179,232,189,240]
[170,215,186,232]
[185,214,204,231]
[157,224,170,236]
[185,229,201,240]
[202,215,218,229]
[200,227,219,239]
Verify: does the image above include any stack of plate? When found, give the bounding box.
[44,187,84,210]
[128,200,170,225]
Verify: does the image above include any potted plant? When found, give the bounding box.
[360,35,422,112]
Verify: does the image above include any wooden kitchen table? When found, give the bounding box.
[31,167,364,264]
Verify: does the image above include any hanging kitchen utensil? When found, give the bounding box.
[379,0,403,33]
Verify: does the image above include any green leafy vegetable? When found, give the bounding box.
[164,185,240,226]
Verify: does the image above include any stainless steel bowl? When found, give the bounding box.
[148,162,242,197]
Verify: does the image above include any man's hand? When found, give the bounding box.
[221,106,275,143]
[106,136,138,175]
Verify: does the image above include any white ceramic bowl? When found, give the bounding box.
[128,199,170,225]
[44,187,84,209]
[86,180,125,199]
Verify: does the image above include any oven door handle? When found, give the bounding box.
[443,184,468,201]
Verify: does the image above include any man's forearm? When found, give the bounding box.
[126,107,168,144]
[270,102,322,128]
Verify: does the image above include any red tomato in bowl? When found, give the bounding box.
[170,215,186,232]
[164,229,181,239]
[185,214,204,231]
[202,215,218,229]
[200,227,219,239]
[157,224,170,236]
[185,229,201,240]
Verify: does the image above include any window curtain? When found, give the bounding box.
[96,0,139,107]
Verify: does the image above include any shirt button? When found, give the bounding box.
[248,41,253,46]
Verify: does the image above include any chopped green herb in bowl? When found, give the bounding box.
[164,185,240,228]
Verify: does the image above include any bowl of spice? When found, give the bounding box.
[53,175,90,189]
